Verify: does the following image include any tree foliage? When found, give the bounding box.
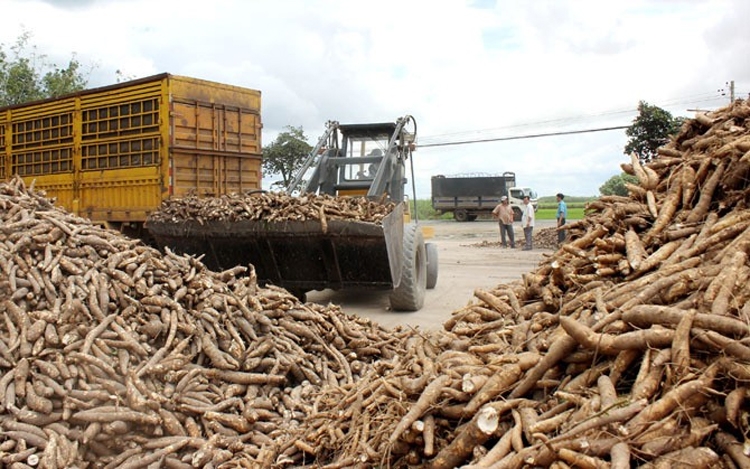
[262,126,313,188]
[0,31,92,107]
[624,101,684,163]
[600,173,638,197]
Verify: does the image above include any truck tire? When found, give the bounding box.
[390,225,427,311]
[425,242,438,289]
[513,207,522,222]
[454,209,469,222]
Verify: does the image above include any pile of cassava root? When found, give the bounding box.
[3,98,750,469]
[467,227,561,250]
[146,191,395,225]
[276,98,750,468]
[0,176,420,468]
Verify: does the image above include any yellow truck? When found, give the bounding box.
[0,73,262,238]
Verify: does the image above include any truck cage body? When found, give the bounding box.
[431,172,522,221]
[0,73,262,236]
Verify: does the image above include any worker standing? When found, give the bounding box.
[491,196,515,248]
[521,195,535,250]
[556,193,568,245]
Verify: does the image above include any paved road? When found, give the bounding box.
[306,219,554,331]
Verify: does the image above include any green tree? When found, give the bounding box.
[0,31,92,107]
[262,125,313,187]
[600,173,639,197]
[624,101,684,163]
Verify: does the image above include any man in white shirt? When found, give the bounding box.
[521,195,535,250]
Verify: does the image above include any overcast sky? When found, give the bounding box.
[2,0,748,198]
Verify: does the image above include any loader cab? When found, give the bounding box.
[329,122,411,202]
[288,117,416,205]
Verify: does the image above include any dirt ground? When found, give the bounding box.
[305,219,555,331]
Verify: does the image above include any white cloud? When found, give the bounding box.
[1,0,746,198]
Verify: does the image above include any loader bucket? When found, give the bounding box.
[147,204,405,293]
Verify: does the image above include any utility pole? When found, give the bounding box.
[720,81,735,103]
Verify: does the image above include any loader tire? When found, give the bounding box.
[425,242,438,289]
[389,225,426,311]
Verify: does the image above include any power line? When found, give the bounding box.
[423,110,631,138]
[420,111,633,143]
[418,125,630,148]
[419,92,728,144]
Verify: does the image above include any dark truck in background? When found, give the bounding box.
[431,172,538,222]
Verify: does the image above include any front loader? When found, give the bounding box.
[148,115,437,311]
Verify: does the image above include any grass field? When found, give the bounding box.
[531,195,593,221]
[535,207,585,220]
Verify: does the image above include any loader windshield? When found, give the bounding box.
[345,137,389,181]
[337,122,399,182]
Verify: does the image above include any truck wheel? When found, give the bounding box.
[425,242,438,289]
[513,207,522,222]
[454,209,469,222]
[390,225,426,311]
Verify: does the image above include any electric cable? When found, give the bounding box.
[418,91,730,147]
[418,125,630,148]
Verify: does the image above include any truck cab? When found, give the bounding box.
[508,187,539,220]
